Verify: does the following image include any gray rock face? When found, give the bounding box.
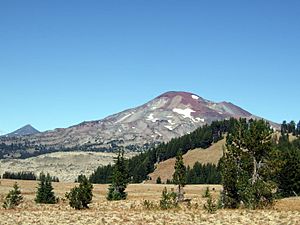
[0,91,275,156]
[3,124,40,137]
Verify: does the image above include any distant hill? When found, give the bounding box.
[4,124,40,137]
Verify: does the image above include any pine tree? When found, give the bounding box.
[3,182,23,209]
[278,144,300,197]
[221,119,276,209]
[156,176,162,184]
[172,150,186,202]
[296,121,300,136]
[107,149,129,200]
[35,172,57,204]
[66,175,93,209]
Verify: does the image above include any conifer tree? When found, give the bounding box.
[221,119,276,209]
[156,176,162,184]
[296,121,300,136]
[35,172,57,204]
[66,175,93,209]
[3,182,23,209]
[107,149,129,200]
[172,150,186,202]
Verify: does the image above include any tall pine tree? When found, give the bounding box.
[107,149,129,200]
[221,119,276,209]
[172,150,186,202]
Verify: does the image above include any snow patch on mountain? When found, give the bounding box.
[173,108,195,119]
[147,113,159,122]
[115,113,132,123]
[165,125,174,130]
[193,117,205,123]
[168,120,176,125]
[191,94,199,100]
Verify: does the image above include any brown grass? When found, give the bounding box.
[148,139,225,183]
[0,179,299,225]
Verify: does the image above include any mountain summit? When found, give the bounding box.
[4,124,40,137]
[0,91,276,157]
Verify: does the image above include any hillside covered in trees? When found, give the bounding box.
[89,119,236,183]
[89,118,300,199]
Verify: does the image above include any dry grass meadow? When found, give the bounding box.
[0,179,299,224]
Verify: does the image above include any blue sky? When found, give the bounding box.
[0,1,299,133]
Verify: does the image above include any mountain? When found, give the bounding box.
[0,91,277,158]
[4,124,40,137]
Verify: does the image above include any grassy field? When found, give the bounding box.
[0,179,299,225]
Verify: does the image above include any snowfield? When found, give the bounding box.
[191,94,199,100]
[173,108,195,119]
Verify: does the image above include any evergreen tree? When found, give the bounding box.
[156,176,162,184]
[221,119,276,209]
[107,149,129,200]
[278,142,300,197]
[3,182,23,209]
[66,175,93,209]
[281,120,288,134]
[35,172,57,204]
[172,150,186,202]
[296,121,300,136]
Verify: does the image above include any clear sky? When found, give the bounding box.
[0,1,299,134]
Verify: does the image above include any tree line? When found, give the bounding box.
[281,120,300,136]
[186,162,221,184]
[2,171,59,182]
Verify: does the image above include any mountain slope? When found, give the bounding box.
[147,138,225,183]
[4,124,40,137]
[0,91,277,158]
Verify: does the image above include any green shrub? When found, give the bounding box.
[143,200,156,210]
[203,195,218,214]
[66,175,93,210]
[3,183,23,209]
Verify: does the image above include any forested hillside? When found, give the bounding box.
[89,119,236,183]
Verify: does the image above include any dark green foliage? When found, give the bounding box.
[66,175,93,210]
[156,176,162,184]
[281,120,298,135]
[277,139,300,197]
[221,119,276,209]
[159,187,178,210]
[1,171,59,182]
[3,183,23,209]
[172,151,186,201]
[107,150,129,201]
[166,179,173,184]
[35,172,57,204]
[90,119,234,184]
[89,164,113,184]
[2,171,37,180]
[186,162,221,184]
[297,121,300,136]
